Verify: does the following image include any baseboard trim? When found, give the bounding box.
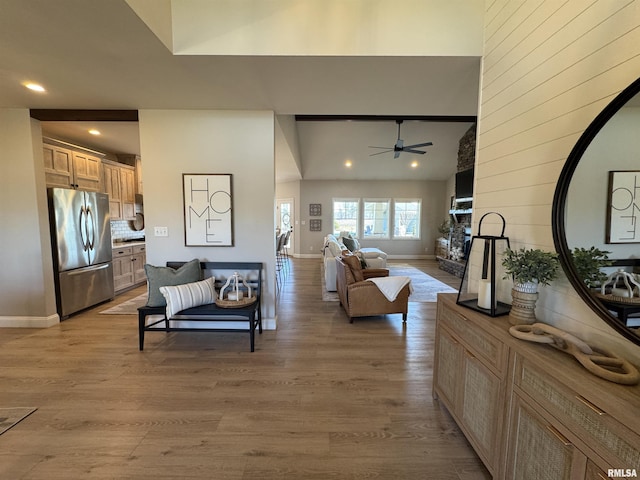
[0,314,60,328]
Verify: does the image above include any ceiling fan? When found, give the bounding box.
[369,120,433,159]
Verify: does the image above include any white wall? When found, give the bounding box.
[476,0,640,362]
[138,110,277,324]
[168,0,485,56]
[297,179,447,257]
[0,109,58,326]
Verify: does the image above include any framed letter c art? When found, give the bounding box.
[183,173,233,246]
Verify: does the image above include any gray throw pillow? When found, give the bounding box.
[144,258,201,307]
[342,236,357,252]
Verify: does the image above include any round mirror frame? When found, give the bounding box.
[552,76,640,346]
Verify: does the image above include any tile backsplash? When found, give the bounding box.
[111,219,145,243]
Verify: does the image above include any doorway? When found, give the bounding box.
[276,198,294,255]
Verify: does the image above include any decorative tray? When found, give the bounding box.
[595,292,640,305]
[215,296,257,308]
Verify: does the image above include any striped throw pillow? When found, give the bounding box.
[159,277,216,319]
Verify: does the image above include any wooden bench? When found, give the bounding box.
[137,261,263,352]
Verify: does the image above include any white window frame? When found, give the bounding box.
[332,198,360,238]
[393,199,421,240]
[363,198,390,239]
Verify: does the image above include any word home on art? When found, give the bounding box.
[183,174,233,246]
[607,170,640,244]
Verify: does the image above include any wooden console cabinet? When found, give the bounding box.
[433,294,640,479]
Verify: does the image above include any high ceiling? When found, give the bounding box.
[0,0,482,181]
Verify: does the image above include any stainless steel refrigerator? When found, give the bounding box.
[48,188,114,318]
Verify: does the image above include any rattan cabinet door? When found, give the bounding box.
[460,351,503,472]
[433,326,463,412]
[506,393,584,480]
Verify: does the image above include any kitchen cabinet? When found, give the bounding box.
[43,140,102,191]
[116,154,143,194]
[132,244,146,285]
[112,244,146,293]
[102,160,135,220]
[433,294,640,479]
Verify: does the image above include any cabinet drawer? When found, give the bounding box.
[513,354,640,470]
[133,244,145,254]
[439,303,506,374]
[112,246,133,258]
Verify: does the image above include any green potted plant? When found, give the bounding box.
[502,247,560,325]
[502,247,560,292]
[571,246,612,289]
[437,218,452,237]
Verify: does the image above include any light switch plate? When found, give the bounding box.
[154,226,168,237]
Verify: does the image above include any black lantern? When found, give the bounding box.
[457,212,511,317]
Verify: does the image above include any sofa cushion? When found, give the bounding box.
[360,247,388,259]
[144,258,201,307]
[325,237,344,257]
[160,277,217,318]
[341,254,364,282]
[342,236,357,252]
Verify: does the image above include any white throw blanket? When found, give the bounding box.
[366,276,413,301]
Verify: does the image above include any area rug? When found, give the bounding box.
[100,293,148,314]
[0,407,37,436]
[322,264,457,303]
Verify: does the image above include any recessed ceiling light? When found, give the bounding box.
[345,160,352,168]
[24,82,45,92]
[411,160,419,168]
[88,129,101,136]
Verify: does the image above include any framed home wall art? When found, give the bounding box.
[183,173,233,246]
[607,170,640,243]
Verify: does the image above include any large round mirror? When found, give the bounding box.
[553,77,640,346]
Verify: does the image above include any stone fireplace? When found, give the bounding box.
[437,124,476,278]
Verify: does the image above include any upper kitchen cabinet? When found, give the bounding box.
[43,139,102,192]
[116,154,143,195]
[102,159,136,220]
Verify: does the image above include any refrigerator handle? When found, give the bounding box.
[86,206,96,250]
[66,263,111,275]
[79,206,89,251]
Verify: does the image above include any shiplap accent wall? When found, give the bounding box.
[476,0,640,362]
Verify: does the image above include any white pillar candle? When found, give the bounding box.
[611,287,632,298]
[478,279,492,309]
[227,291,243,301]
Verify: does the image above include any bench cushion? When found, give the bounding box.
[144,258,201,307]
[160,277,217,318]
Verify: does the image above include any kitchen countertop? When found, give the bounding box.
[112,241,146,248]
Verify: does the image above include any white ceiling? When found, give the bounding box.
[1,0,481,181]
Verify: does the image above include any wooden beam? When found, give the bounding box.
[294,114,477,122]
[30,109,138,122]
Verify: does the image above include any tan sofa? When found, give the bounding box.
[335,255,409,324]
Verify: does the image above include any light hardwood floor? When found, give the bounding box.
[0,258,491,480]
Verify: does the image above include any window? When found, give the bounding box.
[393,200,421,239]
[333,198,359,237]
[363,199,390,239]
